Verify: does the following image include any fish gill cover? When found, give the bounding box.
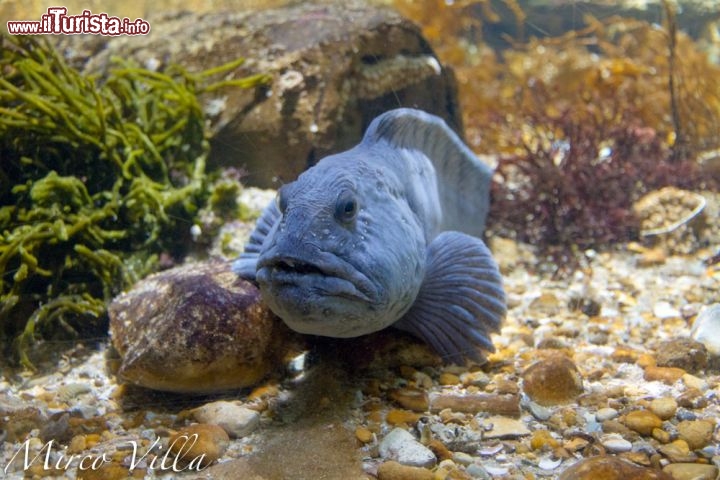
[0,35,269,367]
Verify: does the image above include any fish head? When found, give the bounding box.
[255,153,426,338]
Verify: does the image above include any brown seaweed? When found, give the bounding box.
[394,2,720,260]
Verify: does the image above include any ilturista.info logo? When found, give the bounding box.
[7,7,150,35]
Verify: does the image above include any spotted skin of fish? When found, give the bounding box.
[234,108,506,363]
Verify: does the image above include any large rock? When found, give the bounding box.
[108,261,302,393]
[58,1,462,188]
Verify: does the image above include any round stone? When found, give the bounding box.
[655,338,708,373]
[622,409,663,436]
[191,401,260,438]
[389,388,430,412]
[522,354,584,406]
[676,420,715,450]
[649,397,678,420]
[377,461,434,480]
[109,261,300,393]
[595,408,620,422]
[600,434,633,453]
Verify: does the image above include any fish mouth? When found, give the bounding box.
[256,252,379,303]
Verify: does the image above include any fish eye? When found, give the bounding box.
[276,186,289,214]
[334,190,358,224]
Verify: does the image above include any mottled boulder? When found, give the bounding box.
[108,261,301,393]
[58,1,462,188]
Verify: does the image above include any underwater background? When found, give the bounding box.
[1,1,719,479]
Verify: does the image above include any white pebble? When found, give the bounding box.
[484,465,510,476]
[653,301,681,319]
[453,451,474,466]
[192,401,260,438]
[601,433,633,452]
[595,407,619,422]
[379,428,436,468]
[538,456,563,470]
[478,443,504,456]
[682,373,709,392]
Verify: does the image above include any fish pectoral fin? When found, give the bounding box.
[231,199,281,281]
[393,231,506,365]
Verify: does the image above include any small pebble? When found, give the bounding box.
[530,292,561,315]
[649,397,678,420]
[530,429,560,451]
[376,460,434,480]
[682,373,709,392]
[461,371,490,388]
[386,409,422,426]
[478,443,504,456]
[655,338,708,373]
[452,451,474,466]
[595,407,619,422]
[427,439,453,461]
[676,419,715,450]
[389,388,429,412]
[75,462,137,480]
[436,459,472,480]
[638,247,667,266]
[568,295,602,317]
[439,373,461,385]
[522,354,583,406]
[379,428,436,468]
[653,427,672,443]
[484,465,510,476]
[355,426,374,443]
[662,463,718,480]
[563,437,590,453]
[538,456,563,471]
[623,409,663,436]
[478,416,531,439]
[55,383,92,402]
[659,440,698,463]
[192,401,260,438]
[653,301,681,319]
[644,365,686,384]
[526,400,553,421]
[429,392,520,416]
[68,435,87,454]
[676,409,698,422]
[677,390,707,410]
[600,433,633,452]
[466,463,491,479]
[168,424,229,469]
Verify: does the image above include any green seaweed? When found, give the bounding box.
[0,35,269,367]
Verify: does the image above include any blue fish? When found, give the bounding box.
[234,108,506,363]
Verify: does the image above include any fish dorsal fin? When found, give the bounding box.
[363,108,493,237]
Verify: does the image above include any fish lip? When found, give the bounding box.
[256,251,379,303]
